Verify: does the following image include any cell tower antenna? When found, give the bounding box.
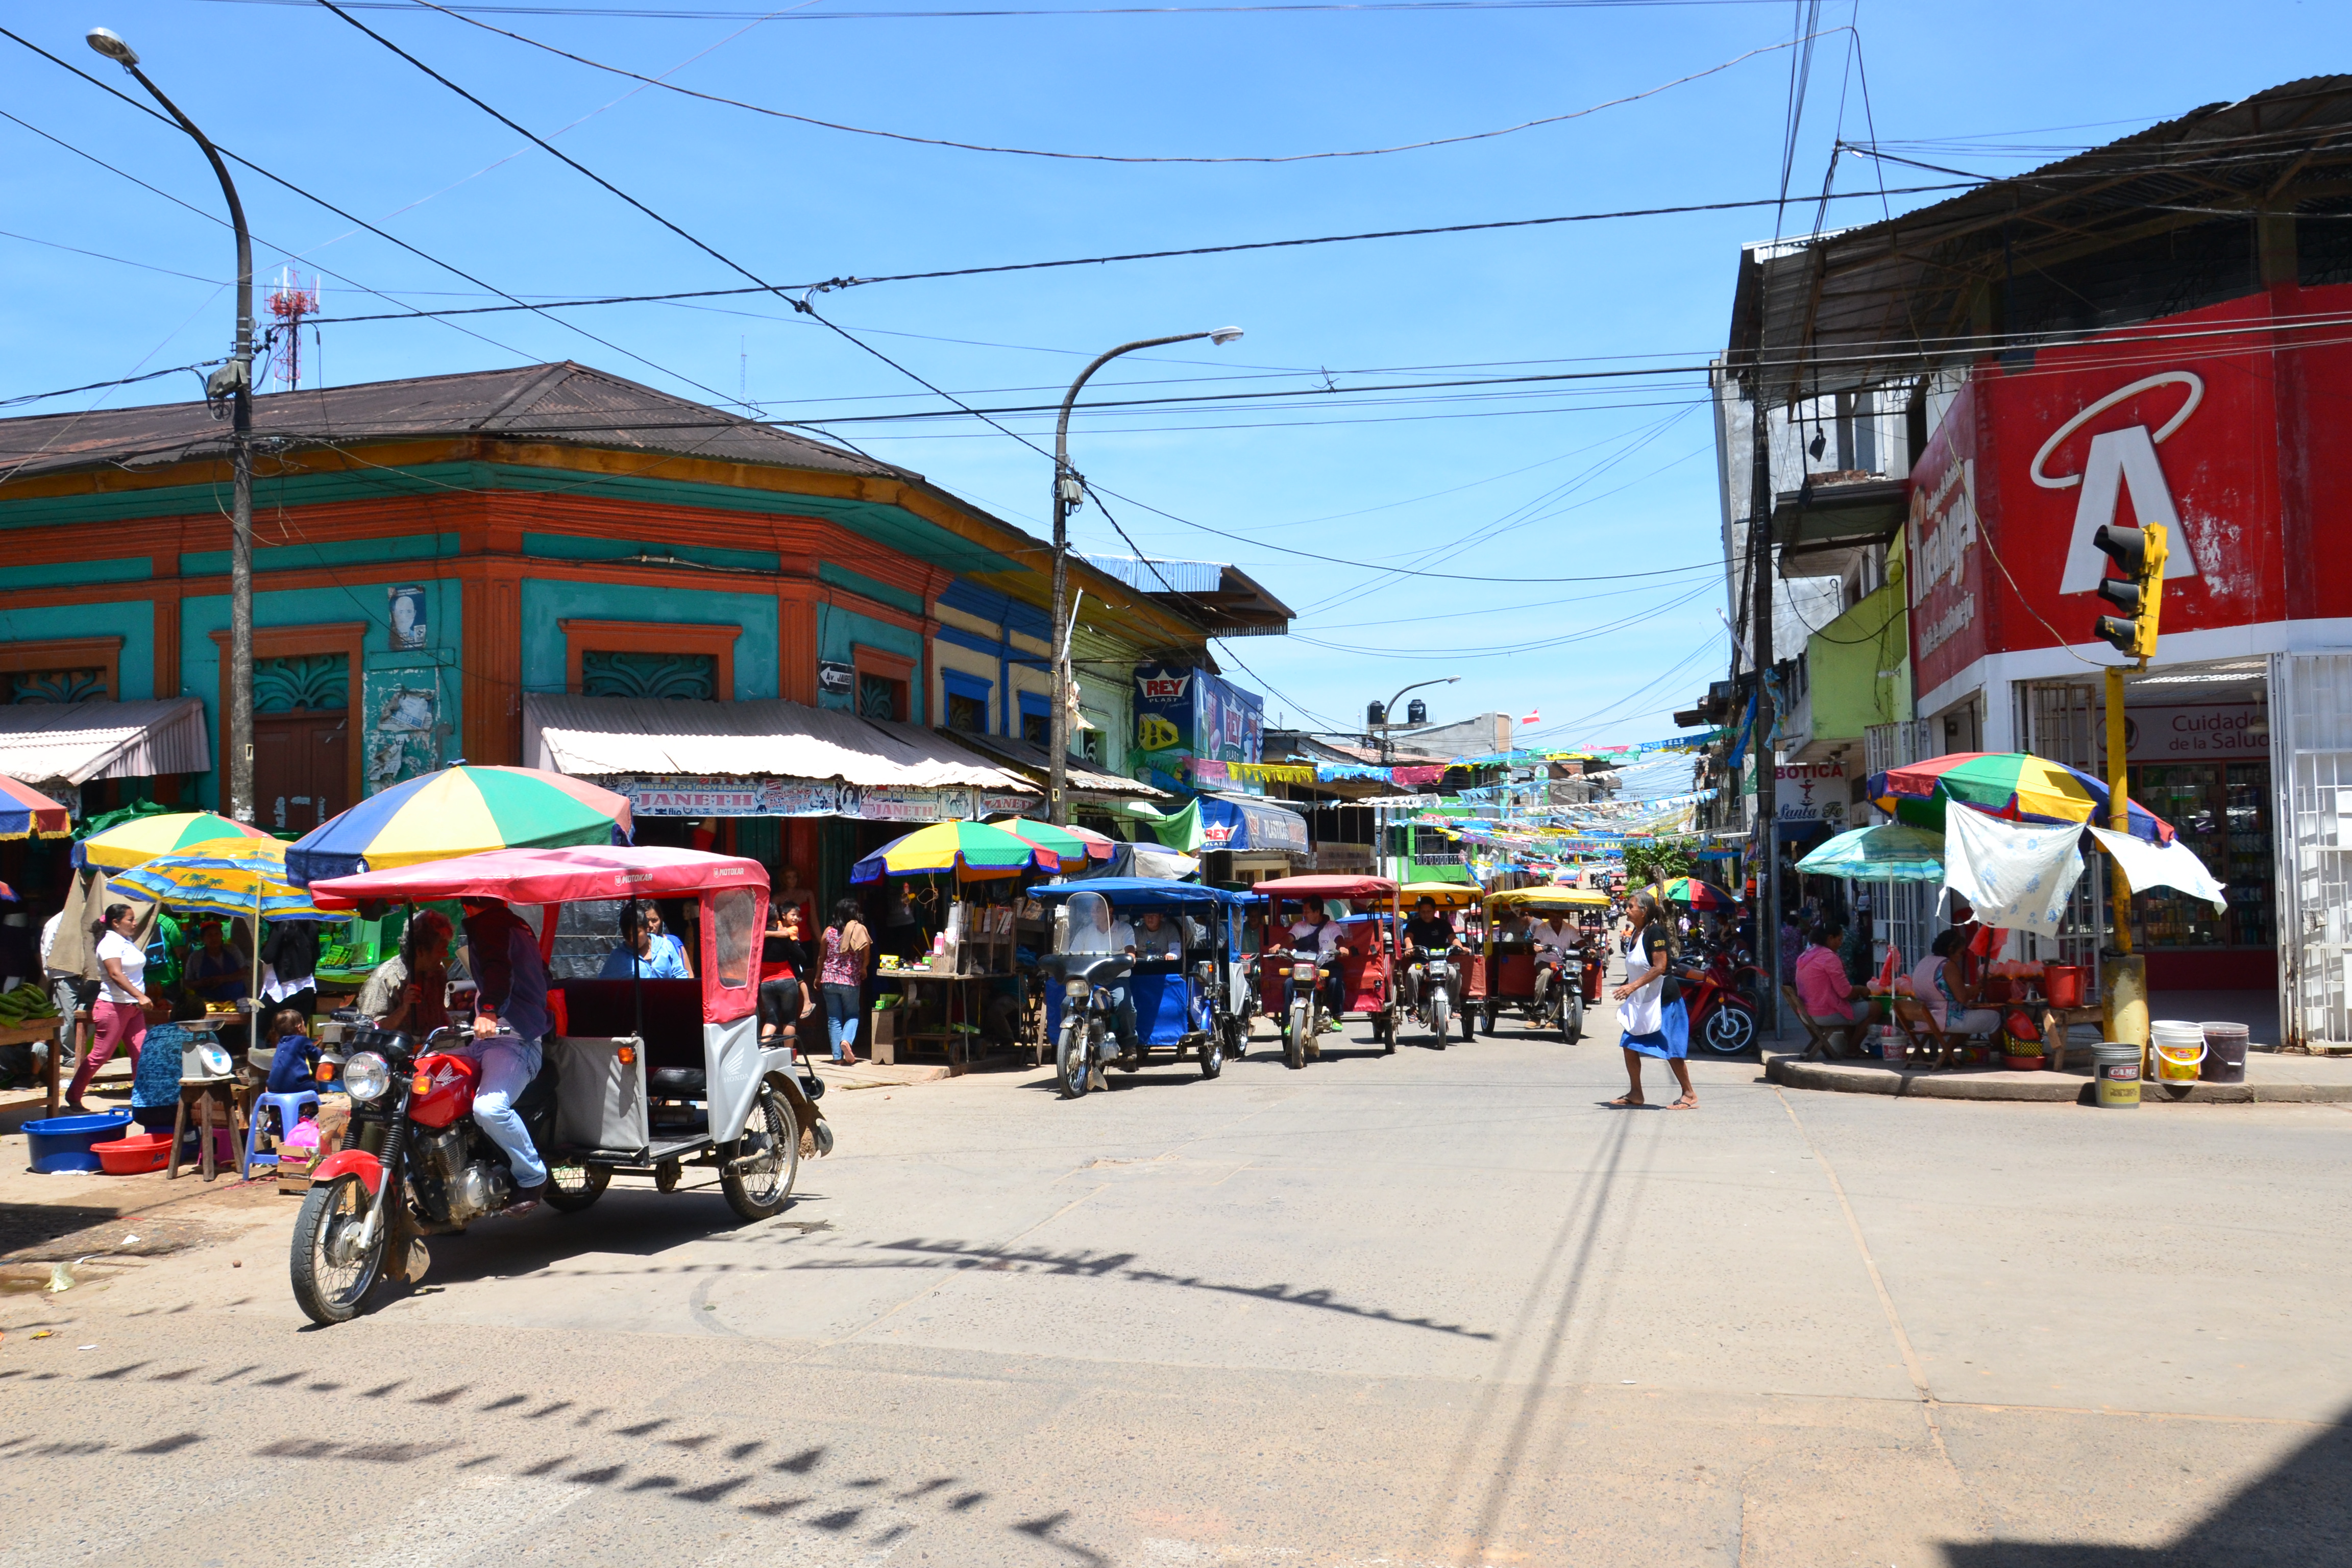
[266,265,321,389]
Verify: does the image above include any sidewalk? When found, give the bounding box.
[1764,1047,2352,1104]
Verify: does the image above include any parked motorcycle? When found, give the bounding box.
[1677,949,1760,1055]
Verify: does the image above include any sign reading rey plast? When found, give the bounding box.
[1134,665,1264,764]
[1906,292,2320,694]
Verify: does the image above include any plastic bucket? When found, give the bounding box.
[2043,965,2084,1008]
[2151,1021,2206,1084]
[2200,1022,2250,1084]
[2092,1042,2142,1108]
[24,1109,135,1172]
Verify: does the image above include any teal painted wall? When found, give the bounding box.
[818,561,924,617]
[181,579,465,808]
[817,601,923,722]
[0,600,155,700]
[5,559,152,590]
[518,579,779,700]
[524,532,780,574]
[181,532,460,579]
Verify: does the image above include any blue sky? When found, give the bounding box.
[6,1,2347,746]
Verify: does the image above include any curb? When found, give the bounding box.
[1762,1052,2352,1105]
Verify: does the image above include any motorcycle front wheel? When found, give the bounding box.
[722,1088,801,1220]
[289,1173,387,1327]
[1056,1017,1091,1098]
[1565,996,1585,1043]
[1286,999,1308,1070]
[1199,1023,1224,1079]
[1430,993,1450,1047]
[1701,1003,1757,1056]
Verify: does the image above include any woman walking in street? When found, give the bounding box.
[818,898,872,1065]
[66,903,154,1112]
[1609,890,1695,1110]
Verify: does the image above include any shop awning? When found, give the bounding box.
[0,697,210,786]
[1203,793,1309,854]
[946,729,1170,800]
[523,693,1032,792]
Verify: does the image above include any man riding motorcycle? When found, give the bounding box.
[458,899,553,1215]
[1529,910,1579,1009]
[1399,896,1467,1009]
[1286,895,1345,1035]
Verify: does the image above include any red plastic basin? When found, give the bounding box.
[91,1132,175,1175]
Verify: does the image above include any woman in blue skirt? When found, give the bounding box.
[1610,890,1695,1110]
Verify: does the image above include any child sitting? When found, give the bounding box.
[262,1008,319,1095]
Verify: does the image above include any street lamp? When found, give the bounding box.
[90,26,256,824]
[1368,676,1459,764]
[1047,327,1243,825]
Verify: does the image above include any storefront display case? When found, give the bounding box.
[2127,760,2273,959]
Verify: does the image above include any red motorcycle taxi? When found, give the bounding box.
[293,846,830,1325]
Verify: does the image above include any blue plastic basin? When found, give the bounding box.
[25,1109,134,1173]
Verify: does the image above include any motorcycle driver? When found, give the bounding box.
[458,898,551,1214]
[1064,892,1140,1058]
[1400,895,1464,1009]
[1530,909,1579,1005]
[1287,895,1345,1032]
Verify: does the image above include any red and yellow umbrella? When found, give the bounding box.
[1868,752,2174,844]
[0,775,70,841]
[76,810,274,870]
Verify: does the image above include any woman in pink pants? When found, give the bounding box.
[66,903,154,1112]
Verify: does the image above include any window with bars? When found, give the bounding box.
[581,650,717,701]
[5,668,108,704]
[253,653,349,713]
[947,693,988,733]
[859,673,905,722]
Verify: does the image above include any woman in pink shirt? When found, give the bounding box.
[1793,922,1867,1059]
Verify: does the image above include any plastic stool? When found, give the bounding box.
[246,1088,322,1173]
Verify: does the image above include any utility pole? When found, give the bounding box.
[91,27,255,823]
[1048,327,1241,825]
[1748,385,1779,1033]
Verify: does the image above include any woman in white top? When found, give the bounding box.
[66,903,155,1112]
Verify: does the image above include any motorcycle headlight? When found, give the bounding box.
[1291,963,1314,982]
[342,1050,392,1105]
[1065,979,1091,1001]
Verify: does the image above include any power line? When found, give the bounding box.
[0,361,223,410]
[197,0,1815,18]
[419,1,1831,164]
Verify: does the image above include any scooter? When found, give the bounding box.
[1042,951,1136,1098]
[1678,951,1760,1055]
[1531,950,1586,1041]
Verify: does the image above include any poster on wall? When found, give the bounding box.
[818,662,856,703]
[1134,665,1265,768]
[387,584,428,651]
[362,669,442,796]
[2095,700,2269,764]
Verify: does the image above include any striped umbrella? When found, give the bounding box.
[1868,751,2175,844]
[287,765,631,886]
[77,811,273,870]
[0,775,70,841]
[110,837,334,923]
[990,817,1112,868]
[1656,875,1742,910]
[850,819,1057,883]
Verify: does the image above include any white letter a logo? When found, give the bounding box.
[2056,427,2201,595]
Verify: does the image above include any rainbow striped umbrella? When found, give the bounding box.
[77,811,273,870]
[990,817,1112,869]
[0,775,70,841]
[1656,876,1742,910]
[850,819,1056,883]
[287,765,631,886]
[1868,752,2175,845]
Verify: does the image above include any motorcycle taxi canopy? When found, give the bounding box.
[310,845,769,1026]
[1485,885,1610,913]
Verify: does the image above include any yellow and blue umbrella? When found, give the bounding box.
[286,765,632,886]
[110,837,334,923]
[76,810,272,870]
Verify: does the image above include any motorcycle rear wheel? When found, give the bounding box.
[290,1173,386,1327]
[722,1088,801,1220]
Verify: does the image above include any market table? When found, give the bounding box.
[878,968,1017,1074]
[0,1010,82,1117]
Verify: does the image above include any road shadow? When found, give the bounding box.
[400,1183,828,1286]
[1941,1407,2352,1566]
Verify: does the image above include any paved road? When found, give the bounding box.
[6,1008,2349,1566]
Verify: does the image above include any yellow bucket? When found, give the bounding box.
[2151,1022,2206,1084]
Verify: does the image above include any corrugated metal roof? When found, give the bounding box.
[523,694,1032,791]
[1729,76,2352,403]
[0,361,896,484]
[1078,555,1229,594]
[0,697,210,785]
[945,729,1169,798]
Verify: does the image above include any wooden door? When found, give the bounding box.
[254,711,349,832]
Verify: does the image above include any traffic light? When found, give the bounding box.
[2091,522,2168,663]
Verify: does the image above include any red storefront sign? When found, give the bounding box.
[1905,290,2341,692]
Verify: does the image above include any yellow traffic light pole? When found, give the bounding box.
[2094,521,2166,1055]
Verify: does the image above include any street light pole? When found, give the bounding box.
[1048,327,1242,826]
[1370,675,1460,765]
[89,28,256,824]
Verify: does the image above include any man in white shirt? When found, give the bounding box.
[1530,912,1580,1005]
[1285,895,1345,1032]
